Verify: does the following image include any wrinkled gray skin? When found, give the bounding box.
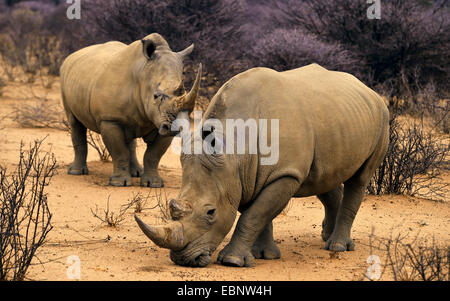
[60,33,201,187]
[135,64,390,267]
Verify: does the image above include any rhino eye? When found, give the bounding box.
[154,92,168,102]
[206,208,216,224]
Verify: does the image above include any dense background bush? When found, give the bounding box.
[274,0,450,97]
[1,0,448,97]
[247,28,361,75]
[0,0,449,198]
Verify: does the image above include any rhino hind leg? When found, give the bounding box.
[67,112,89,176]
[100,121,132,187]
[128,139,143,177]
[325,141,387,252]
[251,222,281,260]
[324,181,363,252]
[317,185,343,242]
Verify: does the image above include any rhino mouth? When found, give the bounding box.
[170,245,213,267]
[158,110,190,136]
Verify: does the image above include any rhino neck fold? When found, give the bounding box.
[236,153,260,207]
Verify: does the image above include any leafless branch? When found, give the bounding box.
[0,139,55,281]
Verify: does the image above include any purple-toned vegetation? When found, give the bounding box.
[275,0,450,96]
[247,28,361,75]
[80,0,247,93]
[1,0,448,97]
[0,0,449,198]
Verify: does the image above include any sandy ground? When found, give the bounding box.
[0,79,449,281]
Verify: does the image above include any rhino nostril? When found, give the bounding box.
[159,123,171,136]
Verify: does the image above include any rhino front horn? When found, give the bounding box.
[134,214,186,251]
[176,63,202,112]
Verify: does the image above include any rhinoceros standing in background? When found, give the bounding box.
[135,64,389,267]
[60,33,202,187]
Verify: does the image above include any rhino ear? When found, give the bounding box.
[142,39,157,60]
[177,44,194,60]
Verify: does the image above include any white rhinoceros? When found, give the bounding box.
[60,33,201,187]
[135,64,389,267]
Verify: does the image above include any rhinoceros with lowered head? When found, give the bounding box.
[135,64,389,267]
[60,33,202,187]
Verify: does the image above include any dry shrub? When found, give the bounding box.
[391,83,450,134]
[91,191,162,227]
[132,189,173,224]
[12,99,66,130]
[62,127,111,162]
[152,188,171,223]
[86,130,110,162]
[126,192,156,213]
[367,230,449,281]
[385,238,449,281]
[0,139,55,281]
[90,196,135,228]
[368,112,449,201]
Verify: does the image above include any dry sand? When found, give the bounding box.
[0,79,448,281]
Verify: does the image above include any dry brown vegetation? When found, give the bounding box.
[0,0,448,281]
[0,139,55,281]
[366,229,449,281]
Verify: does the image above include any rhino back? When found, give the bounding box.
[209,64,389,198]
[60,41,128,131]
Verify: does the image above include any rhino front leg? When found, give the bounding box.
[251,222,281,260]
[128,139,143,177]
[100,121,132,187]
[140,134,173,188]
[217,177,300,267]
[317,185,343,242]
[67,112,88,175]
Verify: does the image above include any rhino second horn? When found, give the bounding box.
[176,63,202,112]
[134,214,185,251]
[177,43,195,60]
[169,199,192,220]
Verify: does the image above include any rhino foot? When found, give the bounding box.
[68,165,89,175]
[324,235,355,252]
[140,174,164,188]
[130,164,144,178]
[321,220,335,242]
[109,175,133,187]
[251,241,281,260]
[217,243,255,267]
[321,229,333,242]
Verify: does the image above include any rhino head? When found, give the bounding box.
[136,34,202,136]
[135,131,242,267]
